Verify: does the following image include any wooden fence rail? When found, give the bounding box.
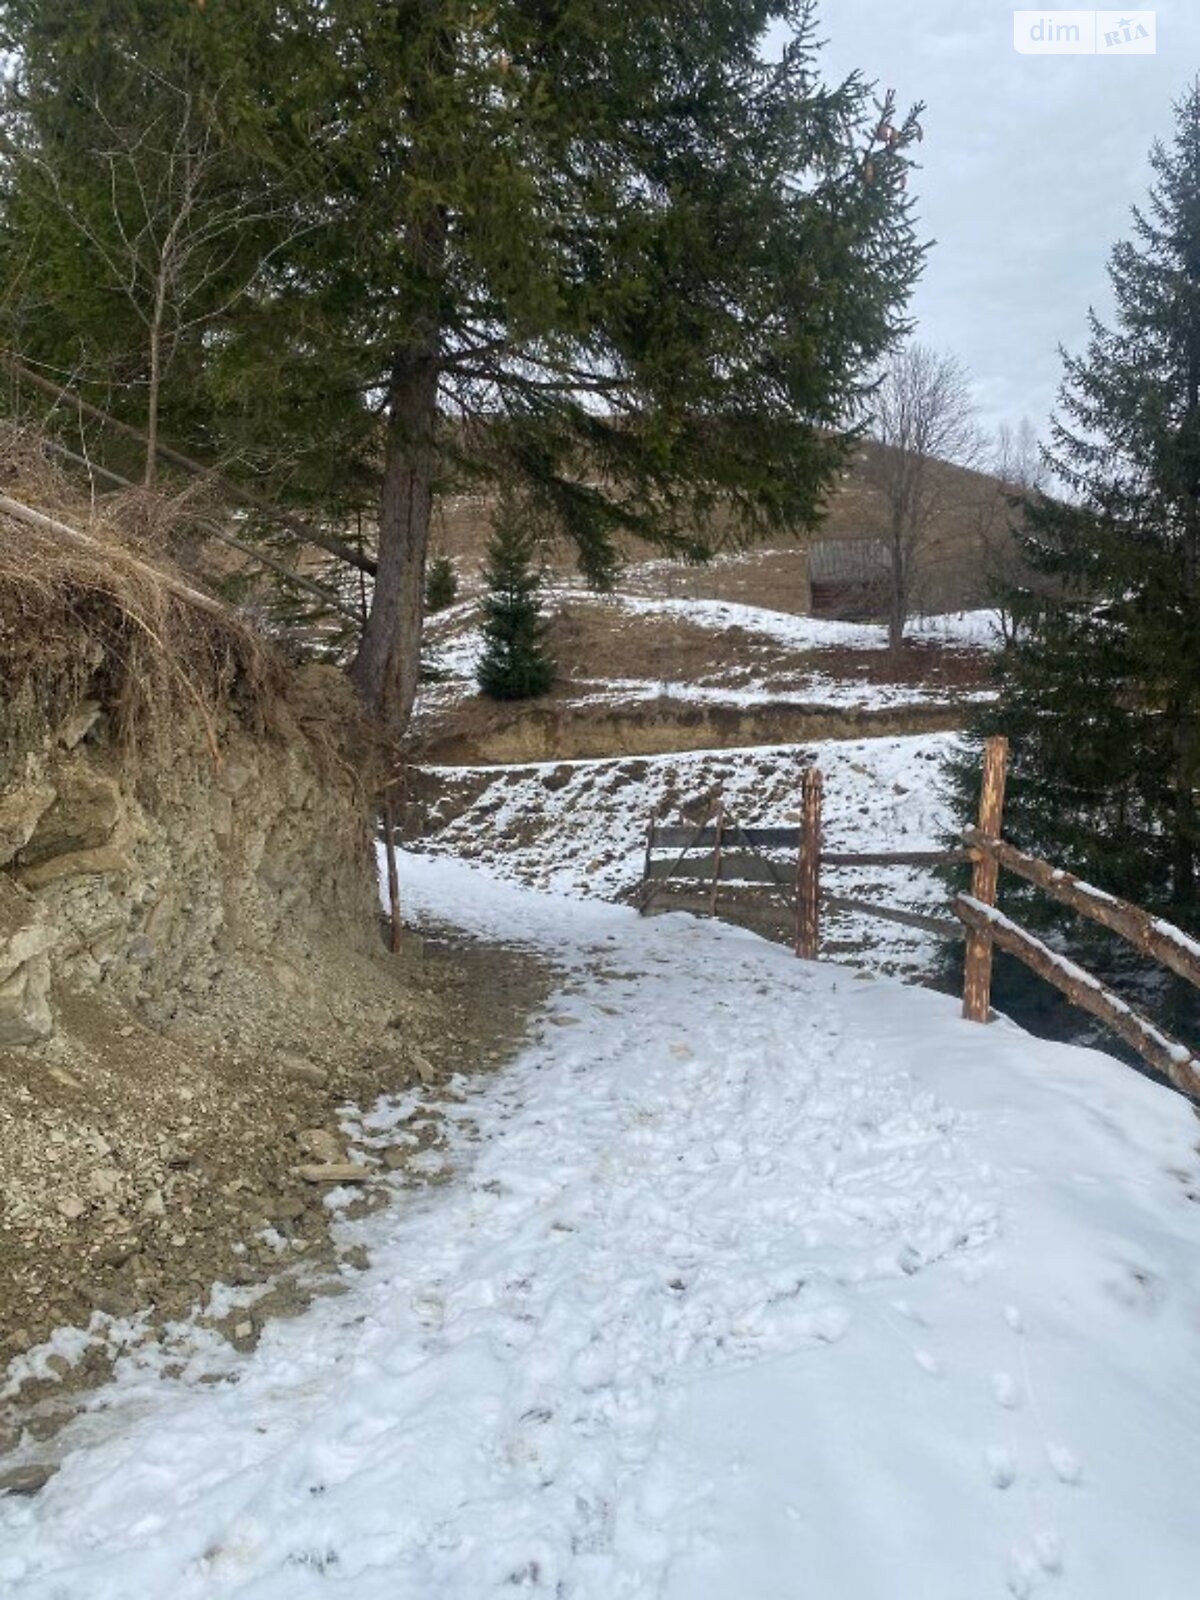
[962,826,1200,991]
[823,894,961,940]
[955,895,1200,1099]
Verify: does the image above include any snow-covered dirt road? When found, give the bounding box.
[3,855,1199,1599]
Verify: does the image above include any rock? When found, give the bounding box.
[276,1053,328,1088]
[0,1462,56,1497]
[0,911,59,983]
[55,698,102,750]
[97,1239,139,1269]
[57,1195,87,1221]
[294,1163,371,1185]
[0,942,54,1046]
[215,760,254,797]
[381,1146,409,1171]
[88,1167,124,1200]
[228,1317,260,1352]
[17,845,132,891]
[45,1065,83,1092]
[210,789,233,840]
[412,1052,436,1085]
[19,767,122,865]
[1,883,59,1047]
[142,1188,166,1218]
[0,774,56,866]
[296,1128,346,1166]
[92,1287,137,1318]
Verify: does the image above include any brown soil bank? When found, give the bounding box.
[0,472,543,1408]
[416,697,966,765]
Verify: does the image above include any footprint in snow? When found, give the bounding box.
[1007,1533,1064,1597]
[1046,1444,1083,1485]
[992,1371,1020,1409]
[985,1445,1017,1490]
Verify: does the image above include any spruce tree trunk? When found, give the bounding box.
[1173,719,1196,908]
[349,352,439,730]
[888,518,907,653]
[1173,344,1200,910]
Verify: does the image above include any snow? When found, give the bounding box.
[611,595,1004,654]
[416,733,959,978]
[417,594,999,725]
[549,672,985,713]
[4,855,1200,1598]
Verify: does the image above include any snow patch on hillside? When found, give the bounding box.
[418,595,998,723]
[612,595,1003,653]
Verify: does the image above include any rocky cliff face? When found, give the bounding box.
[0,657,424,1365]
[0,665,379,1049]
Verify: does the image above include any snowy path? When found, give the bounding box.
[3,856,1200,1598]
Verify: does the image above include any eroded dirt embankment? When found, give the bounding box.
[415,696,966,764]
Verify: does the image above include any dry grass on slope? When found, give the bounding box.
[0,424,331,769]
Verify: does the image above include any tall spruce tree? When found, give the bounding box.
[476,510,555,701]
[945,82,1200,1036]
[0,0,925,732]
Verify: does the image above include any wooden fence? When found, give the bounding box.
[952,738,1200,1099]
[637,772,969,957]
[639,735,1200,1100]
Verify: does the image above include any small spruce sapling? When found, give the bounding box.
[476,513,555,701]
[424,556,459,614]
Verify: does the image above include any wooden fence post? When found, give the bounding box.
[638,816,656,915]
[962,735,1009,1021]
[381,797,403,955]
[709,802,725,918]
[795,768,823,959]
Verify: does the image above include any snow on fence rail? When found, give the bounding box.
[639,733,1200,1100]
[955,895,1200,1096]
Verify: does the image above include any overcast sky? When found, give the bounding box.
[808,1,1200,442]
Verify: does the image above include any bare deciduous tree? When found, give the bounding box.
[993,416,1045,494]
[10,70,296,486]
[865,342,980,650]
[972,416,1046,643]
